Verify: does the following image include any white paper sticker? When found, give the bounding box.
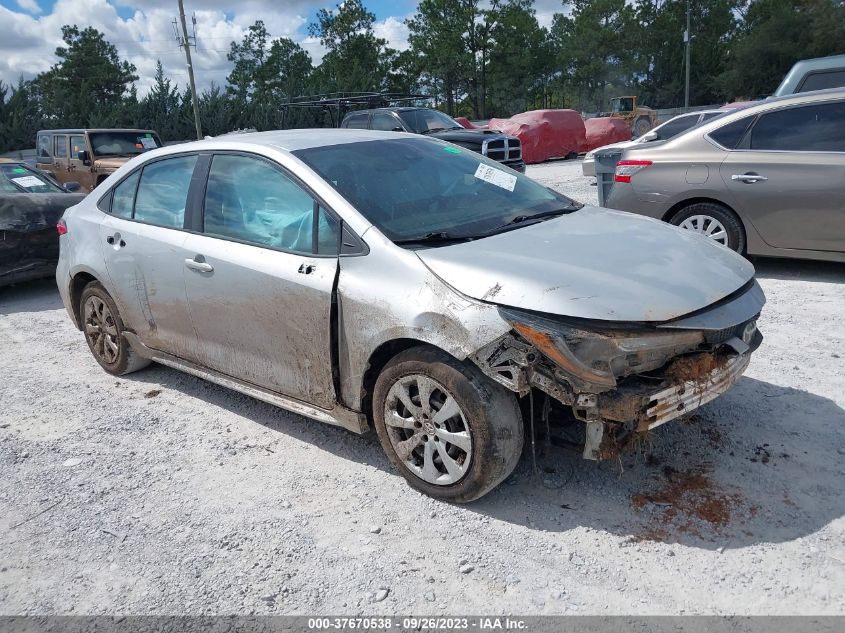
[140,137,158,150]
[473,163,517,192]
[11,176,45,188]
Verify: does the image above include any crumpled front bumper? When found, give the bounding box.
[643,352,751,430]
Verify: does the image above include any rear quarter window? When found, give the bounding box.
[708,117,754,149]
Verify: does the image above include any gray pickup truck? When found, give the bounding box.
[341,107,525,173]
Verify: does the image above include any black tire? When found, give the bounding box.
[79,281,151,376]
[373,346,523,503]
[670,202,746,253]
[634,117,652,137]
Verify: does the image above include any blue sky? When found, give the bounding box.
[0,0,559,95]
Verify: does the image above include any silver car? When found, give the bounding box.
[582,110,725,177]
[57,130,764,502]
[605,88,845,261]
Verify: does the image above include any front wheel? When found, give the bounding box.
[633,117,652,137]
[670,202,746,253]
[373,346,524,503]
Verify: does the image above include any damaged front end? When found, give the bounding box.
[472,284,764,460]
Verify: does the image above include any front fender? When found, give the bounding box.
[336,236,510,411]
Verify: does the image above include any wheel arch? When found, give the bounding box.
[360,338,459,423]
[69,271,100,330]
[662,197,748,253]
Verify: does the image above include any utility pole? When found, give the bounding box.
[684,0,691,109]
[176,0,203,140]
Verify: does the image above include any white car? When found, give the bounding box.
[582,110,726,177]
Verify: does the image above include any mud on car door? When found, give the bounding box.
[180,153,341,409]
[97,154,201,359]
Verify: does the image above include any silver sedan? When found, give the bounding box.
[57,129,764,502]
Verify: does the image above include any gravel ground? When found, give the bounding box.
[1,159,844,616]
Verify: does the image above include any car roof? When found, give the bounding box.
[344,107,427,116]
[158,128,423,154]
[775,54,845,96]
[37,129,158,134]
[677,88,845,136]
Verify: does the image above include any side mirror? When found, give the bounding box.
[77,150,90,165]
[64,181,81,192]
[642,131,659,141]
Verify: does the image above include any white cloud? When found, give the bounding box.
[0,0,323,95]
[374,15,409,52]
[15,0,42,15]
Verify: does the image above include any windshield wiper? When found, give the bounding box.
[485,205,584,235]
[393,231,478,246]
[420,127,449,135]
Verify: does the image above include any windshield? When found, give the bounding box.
[397,109,463,134]
[293,138,576,243]
[611,98,633,113]
[89,132,162,157]
[0,164,64,193]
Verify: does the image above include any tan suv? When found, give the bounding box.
[36,129,162,192]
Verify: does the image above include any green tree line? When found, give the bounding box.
[1,0,843,152]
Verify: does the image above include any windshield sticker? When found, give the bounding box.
[474,163,517,192]
[444,146,461,154]
[11,176,44,188]
[12,168,27,173]
[140,137,158,150]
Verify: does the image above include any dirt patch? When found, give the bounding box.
[144,389,162,398]
[665,352,729,384]
[631,467,753,541]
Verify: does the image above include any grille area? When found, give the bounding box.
[483,138,522,162]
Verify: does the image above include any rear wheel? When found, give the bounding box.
[373,346,523,503]
[670,202,745,253]
[80,282,150,376]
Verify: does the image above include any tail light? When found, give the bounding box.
[56,219,68,235]
[614,160,653,183]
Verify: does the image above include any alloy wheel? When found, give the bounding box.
[83,296,120,365]
[678,214,728,245]
[383,374,472,486]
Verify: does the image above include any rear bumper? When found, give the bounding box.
[604,183,668,219]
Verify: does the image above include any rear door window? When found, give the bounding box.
[343,113,369,129]
[54,135,68,159]
[371,113,401,131]
[749,101,845,152]
[655,114,699,139]
[133,155,198,228]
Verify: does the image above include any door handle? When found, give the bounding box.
[298,263,316,275]
[732,173,768,183]
[185,257,214,273]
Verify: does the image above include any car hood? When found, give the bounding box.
[93,157,130,170]
[415,206,755,323]
[428,129,512,145]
